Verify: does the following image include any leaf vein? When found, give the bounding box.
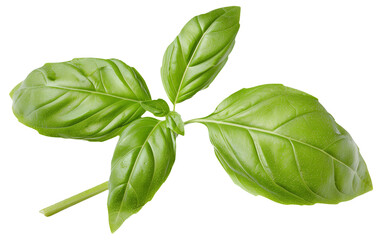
[17,85,141,103]
[24,91,69,118]
[173,11,227,104]
[198,119,367,185]
[289,140,331,199]
[247,130,312,203]
[114,121,161,223]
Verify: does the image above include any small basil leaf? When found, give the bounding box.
[10,58,151,141]
[140,99,170,117]
[108,118,176,233]
[196,84,372,205]
[161,6,240,104]
[166,111,185,136]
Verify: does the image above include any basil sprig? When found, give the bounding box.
[10,6,372,234]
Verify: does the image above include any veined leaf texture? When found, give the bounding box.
[196,84,372,204]
[108,118,176,232]
[161,6,240,104]
[11,58,151,141]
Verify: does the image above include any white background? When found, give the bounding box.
[0,0,381,239]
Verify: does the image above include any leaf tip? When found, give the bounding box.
[109,225,119,234]
[365,175,373,192]
[108,215,123,233]
[225,6,241,15]
[108,209,135,233]
[10,82,23,99]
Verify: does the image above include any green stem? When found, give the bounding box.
[184,118,201,125]
[40,181,109,217]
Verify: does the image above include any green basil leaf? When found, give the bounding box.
[107,118,176,232]
[194,84,372,205]
[10,58,151,141]
[161,6,240,104]
[140,99,170,117]
[166,111,185,136]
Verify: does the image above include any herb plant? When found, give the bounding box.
[10,6,372,233]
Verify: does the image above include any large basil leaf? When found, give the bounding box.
[161,6,240,105]
[193,84,372,205]
[10,58,151,141]
[108,118,176,232]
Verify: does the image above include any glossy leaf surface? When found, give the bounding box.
[108,118,176,232]
[166,111,184,136]
[140,99,170,117]
[11,58,151,141]
[195,84,372,205]
[161,6,240,104]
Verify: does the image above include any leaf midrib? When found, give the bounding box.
[17,85,141,103]
[112,120,162,226]
[173,10,231,104]
[196,118,365,182]
[216,124,313,204]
